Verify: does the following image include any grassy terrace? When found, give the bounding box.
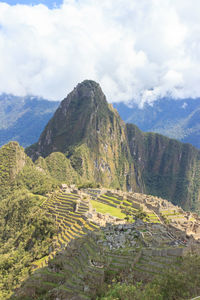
[159,209,189,222]
[91,200,126,219]
[91,191,162,223]
[32,189,163,271]
[145,212,161,223]
[31,190,100,271]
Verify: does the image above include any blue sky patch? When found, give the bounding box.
[0,0,63,9]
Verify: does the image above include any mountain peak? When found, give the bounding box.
[71,80,101,99]
[77,79,101,89]
[59,80,107,112]
[26,80,136,191]
[27,80,111,159]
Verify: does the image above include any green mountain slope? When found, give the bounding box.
[0,141,60,199]
[0,142,60,299]
[9,187,200,300]
[114,98,200,149]
[126,124,200,211]
[1,141,200,299]
[27,80,200,212]
[27,80,140,192]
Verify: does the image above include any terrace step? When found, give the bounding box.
[97,198,118,207]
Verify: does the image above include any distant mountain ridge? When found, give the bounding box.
[114,98,200,149]
[1,93,200,150]
[0,81,200,211]
[28,80,139,192]
[1,141,200,300]
[0,94,59,147]
[27,80,200,212]
[0,81,200,299]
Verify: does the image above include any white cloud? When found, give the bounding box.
[0,0,200,105]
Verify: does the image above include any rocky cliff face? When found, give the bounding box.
[27,80,139,191]
[114,98,200,149]
[10,186,200,300]
[26,80,200,211]
[127,124,200,210]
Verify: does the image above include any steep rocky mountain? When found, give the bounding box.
[1,134,200,299]
[127,124,200,211]
[27,80,140,192]
[0,94,59,147]
[8,185,200,300]
[27,80,200,212]
[114,98,200,149]
[1,93,199,151]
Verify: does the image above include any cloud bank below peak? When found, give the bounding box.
[0,0,200,105]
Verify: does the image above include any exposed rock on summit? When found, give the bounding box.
[27,80,139,192]
[26,80,200,211]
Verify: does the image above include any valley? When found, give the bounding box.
[10,185,200,299]
[114,98,200,149]
[0,80,200,299]
[1,0,200,298]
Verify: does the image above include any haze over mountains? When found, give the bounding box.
[114,97,200,149]
[1,92,200,151]
[1,80,200,299]
[0,80,200,210]
[0,94,59,147]
[26,80,200,212]
[1,1,200,299]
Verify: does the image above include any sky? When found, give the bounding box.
[1,1,63,9]
[0,0,200,105]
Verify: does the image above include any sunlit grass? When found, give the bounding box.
[91,200,126,219]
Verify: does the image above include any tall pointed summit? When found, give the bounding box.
[34,80,108,157]
[27,80,140,191]
[27,80,200,210]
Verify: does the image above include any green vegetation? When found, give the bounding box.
[9,222,200,300]
[0,142,25,199]
[91,200,126,219]
[1,81,200,299]
[122,207,147,222]
[0,142,59,198]
[127,123,200,211]
[78,182,100,189]
[16,162,57,195]
[0,189,57,299]
[36,152,80,185]
[97,255,200,300]
[27,80,138,192]
[26,80,200,211]
[115,97,200,149]
[0,142,61,299]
